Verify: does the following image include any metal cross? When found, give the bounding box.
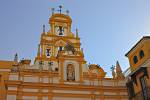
[51,8,55,15]
[66,10,69,15]
[58,5,62,14]
[43,25,45,33]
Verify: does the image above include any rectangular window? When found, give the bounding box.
[127,81,135,99]
[140,76,148,100]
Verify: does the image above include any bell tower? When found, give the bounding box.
[34,6,86,83]
[48,5,73,37]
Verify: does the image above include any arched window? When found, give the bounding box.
[139,50,144,59]
[46,48,51,57]
[133,56,138,64]
[58,46,63,51]
[67,64,75,81]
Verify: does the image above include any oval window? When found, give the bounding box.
[133,56,138,64]
[139,50,144,59]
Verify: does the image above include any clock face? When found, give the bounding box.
[56,26,64,36]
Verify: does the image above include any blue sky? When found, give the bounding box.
[0,0,150,77]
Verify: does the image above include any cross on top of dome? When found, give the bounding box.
[51,5,69,15]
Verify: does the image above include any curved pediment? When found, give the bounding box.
[54,38,72,47]
[88,64,106,78]
[49,13,72,24]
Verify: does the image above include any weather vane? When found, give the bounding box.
[58,5,63,14]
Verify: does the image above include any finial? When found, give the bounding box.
[66,10,69,15]
[43,25,45,33]
[51,8,55,15]
[110,65,115,71]
[81,48,83,53]
[111,65,116,79]
[76,28,79,38]
[14,53,18,62]
[115,61,125,79]
[48,62,53,71]
[116,61,122,72]
[39,61,44,71]
[37,44,40,56]
[58,5,63,14]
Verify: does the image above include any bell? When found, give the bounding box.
[59,32,63,36]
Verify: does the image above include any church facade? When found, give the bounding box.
[0,7,128,100]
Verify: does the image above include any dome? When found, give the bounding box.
[49,13,72,25]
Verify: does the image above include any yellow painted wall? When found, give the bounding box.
[127,38,150,96]
[133,67,150,94]
[133,71,144,94]
[147,67,150,87]
[0,75,6,100]
[128,40,150,71]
